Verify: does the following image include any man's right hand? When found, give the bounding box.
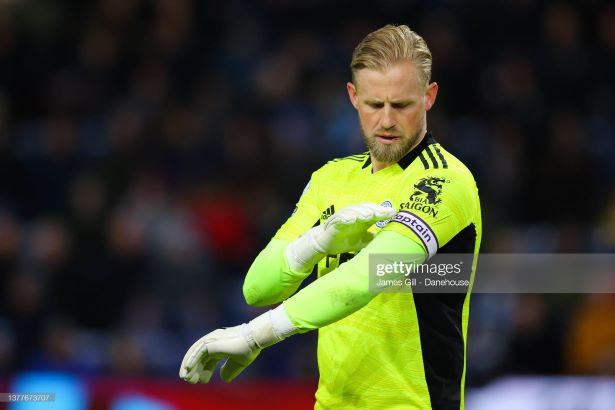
[286,203,396,272]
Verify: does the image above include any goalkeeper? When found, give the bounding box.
[180,24,482,410]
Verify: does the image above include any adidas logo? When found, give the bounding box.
[321,205,335,221]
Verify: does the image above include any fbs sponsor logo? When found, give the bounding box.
[399,176,448,218]
[376,200,394,228]
[321,204,335,222]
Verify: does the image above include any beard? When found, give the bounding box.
[361,117,425,164]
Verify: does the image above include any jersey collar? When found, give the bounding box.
[362,131,437,170]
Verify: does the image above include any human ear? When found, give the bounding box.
[424,82,438,111]
[347,82,359,110]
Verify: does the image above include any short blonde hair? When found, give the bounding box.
[351,24,432,88]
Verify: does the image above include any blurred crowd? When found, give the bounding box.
[0,0,614,385]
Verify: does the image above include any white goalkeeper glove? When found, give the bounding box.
[286,203,396,272]
[179,305,297,384]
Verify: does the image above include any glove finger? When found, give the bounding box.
[373,205,397,219]
[333,206,375,226]
[181,327,233,376]
[348,205,375,220]
[336,204,392,225]
[357,203,396,220]
[327,209,359,225]
[180,338,207,378]
[186,361,204,384]
[198,356,219,384]
[327,204,396,231]
[220,353,258,383]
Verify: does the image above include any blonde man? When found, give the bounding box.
[180,24,482,410]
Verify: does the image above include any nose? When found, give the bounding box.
[380,106,395,130]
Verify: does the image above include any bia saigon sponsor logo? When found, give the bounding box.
[399,177,448,218]
[376,200,394,228]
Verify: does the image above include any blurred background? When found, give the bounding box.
[0,0,614,408]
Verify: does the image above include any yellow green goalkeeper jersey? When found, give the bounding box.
[273,133,482,410]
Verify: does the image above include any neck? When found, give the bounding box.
[370,130,427,173]
[371,159,393,173]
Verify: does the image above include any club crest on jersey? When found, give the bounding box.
[376,200,394,228]
[399,177,449,218]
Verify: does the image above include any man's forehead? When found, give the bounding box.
[354,61,422,96]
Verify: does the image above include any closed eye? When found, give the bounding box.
[391,102,411,109]
[364,101,413,109]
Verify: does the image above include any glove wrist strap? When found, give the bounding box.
[285,227,326,273]
[247,305,298,349]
